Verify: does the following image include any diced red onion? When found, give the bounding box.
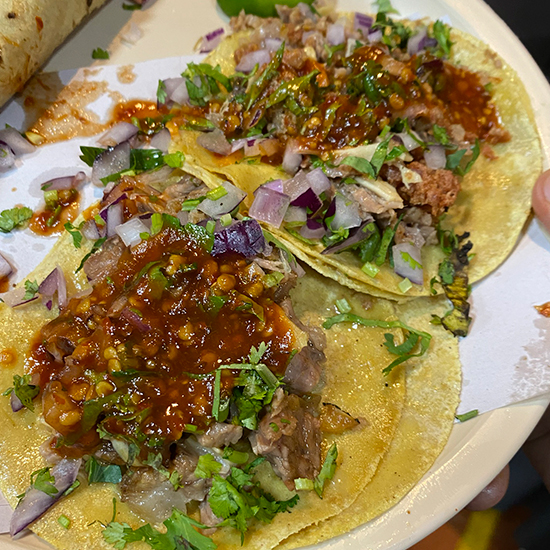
[244,138,265,157]
[236,50,271,73]
[306,168,330,196]
[159,77,185,107]
[282,142,302,175]
[354,12,373,35]
[230,138,248,153]
[199,27,225,53]
[38,266,67,309]
[284,206,307,224]
[392,242,424,285]
[290,188,322,213]
[300,218,325,240]
[150,128,171,153]
[263,179,284,193]
[265,38,283,51]
[10,392,23,412]
[407,27,428,56]
[330,195,362,231]
[106,202,124,238]
[283,170,310,201]
[121,307,151,332]
[198,181,246,218]
[326,23,346,46]
[10,459,81,536]
[212,220,266,258]
[0,253,13,278]
[298,2,314,18]
[0,143,15,172]
[367,29,383,44]
[99,122,138,147]
[81,220,101,241]
[0,128,35,156]
[197,129,232,156]
[424,144,446,170]
[41,171,87,191]
[92,142,131,186]
[171,80,190,105]
[115,217,149,247]
[258,138,279,157]
[0,287,38,308]
[249,186,290,229]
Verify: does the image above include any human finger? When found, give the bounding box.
[532,170,550,230]
[466,464,510,511]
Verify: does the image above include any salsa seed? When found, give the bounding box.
[108,358,122,372]
[59,409,82,427]
[103,346,118,360]
[217,274,236,292]
[96,381,114,397]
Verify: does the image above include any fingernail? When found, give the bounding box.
[543,174,550,202]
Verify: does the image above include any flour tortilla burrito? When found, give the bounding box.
[0,0,108,107]
[0,165,407,550]
[168,2,541,300]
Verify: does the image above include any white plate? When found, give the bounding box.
[1,1,550,549]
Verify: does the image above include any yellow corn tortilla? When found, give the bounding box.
[277,295,461,549]
[0,0,109,107]
[0,204,406,549]
[170,25,541,301]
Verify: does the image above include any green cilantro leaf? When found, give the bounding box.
[374,0,399,14]
[431,20,453,57]
[3,374,40,411]
[156,79,167,104]
[195,454,223,479]
[76,237,107,273]
[323,314,432,374]
[23,280,39,301]
[340,156,375,178]
[79,146,106,167]
[64,221,84,248]
[432,124,451,146]
[400,251,422,270]
[85,456,123,484]
[0,206,33,233]
[92,48,110,60]
[30,467,58,497]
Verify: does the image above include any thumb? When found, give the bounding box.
[532,170,550,231]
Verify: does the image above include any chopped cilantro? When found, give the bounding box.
[92,48,110,60]
[400,251,422,270]
[156,79,167,104]
[432,124,451,146]
[23,279,39,301]
[0,206,33,233]
[64,221,84,248]
[323,314,432,374]
[76,237,107,273]
[431,20,453,58]
[3,374,40,411]
[194,454,223,479]
[79,146,106,167]
[374,0,399,14]
[30,467,58,497]
[103,509,216,550]
[85,456,123,484]
[122,2,141,10]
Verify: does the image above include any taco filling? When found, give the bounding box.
[2,165,410,550]
[158,1,512,295]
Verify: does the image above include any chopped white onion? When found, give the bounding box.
[41,172,87,191]
[106,203,124,238]
[306,168,331,196]
[0,144,15,172]
[92,142,131,186]
[236,50,271,73]
[396,131,423,151]
[283,170,310,201]
[115,217,149,247]
[331,195,362,231]
[282,142,302,174]
[249,186,290,229]
[284,206,307,224]
[424,144,447,170]
[392,242,424,285]
[171,80,190,105]
[367,29,383,44]
[198,181,246,218]
[407,27,428,56]
[265,38,283,51]
[326,23,346,46]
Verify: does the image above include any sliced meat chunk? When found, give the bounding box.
[250,388,322,490]
[400,161,461,217]
[83,236,125,282]
[283,343,324,394]
[196,423,243,449]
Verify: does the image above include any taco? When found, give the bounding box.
[0,161,413,550]
[0,0,109,107]
[163,0,541,300]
